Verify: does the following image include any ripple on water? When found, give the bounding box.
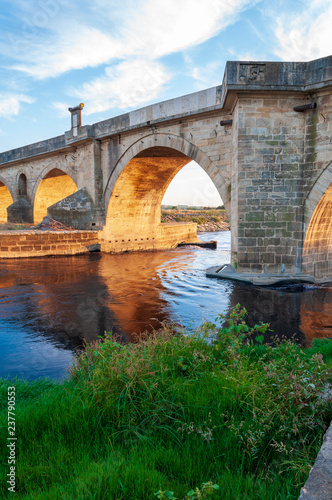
[0,230,331,379]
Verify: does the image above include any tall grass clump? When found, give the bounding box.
[0,305,331,499]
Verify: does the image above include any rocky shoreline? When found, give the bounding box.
[161,209,229,232]
[0,211,230,234]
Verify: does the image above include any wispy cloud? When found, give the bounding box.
[69,59,171,115]
[124,0,256,59]
[10,27,122,79]
[0,93,34,118]
[274,0,332,61]
[4,0,255,80]
[0,0,258,119]
[191,61,224,89]
[52,101,70,118]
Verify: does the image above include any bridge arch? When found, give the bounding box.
[104,133,228,211]
[102,133,229,252]
[32,166,78,224]
[0,176,14,223]
[303,163,332,278]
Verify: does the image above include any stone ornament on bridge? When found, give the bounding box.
[238,63,266,83]
[68,103,84,137]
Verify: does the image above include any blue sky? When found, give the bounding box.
[0,0,331,205]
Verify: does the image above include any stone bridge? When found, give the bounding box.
[0,56,331,281]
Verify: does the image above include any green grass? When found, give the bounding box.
[1,305,331,499]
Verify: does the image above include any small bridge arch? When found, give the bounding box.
[18,173,27,196]
[32,165,78,224]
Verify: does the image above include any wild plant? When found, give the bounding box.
[177,412,216,441]
[155,481,219,499]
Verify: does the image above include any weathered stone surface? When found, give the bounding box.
[206,264,314,286]
[48,188,97,230]
[0,230,99,258]
[7,198,33,223]
[298,422,332,500]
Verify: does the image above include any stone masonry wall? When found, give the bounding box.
[0,231,99,258]
[234,92,332,275]
[100,222,198,253]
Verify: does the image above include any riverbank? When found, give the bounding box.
[0,210,230,234]
[1,306,331,499]
[161,209,229,232]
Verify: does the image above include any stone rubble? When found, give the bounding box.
[32,216,74,232]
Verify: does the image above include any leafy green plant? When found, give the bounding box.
[155,482,219,499]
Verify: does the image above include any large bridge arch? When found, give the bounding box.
[302,163,332,279]
[104,133,229,212]
[103,133,231,252]
[32,166,78,224]
[101,133,230,253]
[0,176,14,223]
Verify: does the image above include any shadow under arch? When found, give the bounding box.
[303,162,332,279]
[101,133,230,253]
[33,167,78,224]
[0,176,14,223]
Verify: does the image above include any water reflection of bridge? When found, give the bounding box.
[1,243,331,354]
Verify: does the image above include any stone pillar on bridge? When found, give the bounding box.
[7,172,33,223]
[212,57,332,283]
[7,198,33,224]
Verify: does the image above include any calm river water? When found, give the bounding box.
[1,231,332,380]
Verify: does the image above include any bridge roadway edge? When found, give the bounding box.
[2,56,332,168]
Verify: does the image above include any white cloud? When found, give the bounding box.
[5,0,255,79]
[52,101,70,118]
[0,93,34,118]
[1,0,257,120]
[69,59,171,115]
[124,0,256,59]
[10,27,123,79]
[274,1,332,61]
[192,61,224,89]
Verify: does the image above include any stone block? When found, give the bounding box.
[48,188,96,230]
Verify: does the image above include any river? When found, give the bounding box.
[0,230,331,380]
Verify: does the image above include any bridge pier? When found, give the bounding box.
[7,198,33,224]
